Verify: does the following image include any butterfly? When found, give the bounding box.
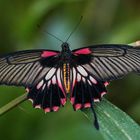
[0,42,140,129]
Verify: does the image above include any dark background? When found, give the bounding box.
[0,0,140,140]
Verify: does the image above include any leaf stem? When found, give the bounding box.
[0,93,27,116]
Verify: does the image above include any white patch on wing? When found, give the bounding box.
[72,68,76,87]
[57,68,65,94]
[77,73,81,81]
[47,80,51,87]
[87,80,92,85]
[45,68,56,80]
[94,99,100,102]
[72,68,76,81]
[89,76,97,84]
[52,76,56,84]
[57,68,61,84]
[101,91,106,97]
[82,77,86,83]
[37,80,44,89]
[42,83,46,90]
[77,66,88,77]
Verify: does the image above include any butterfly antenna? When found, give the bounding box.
[43,31,64,43]
[65,16,83,42]
[91,105,99,130]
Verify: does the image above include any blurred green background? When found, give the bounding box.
[0,0,140,140]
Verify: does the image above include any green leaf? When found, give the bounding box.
[83,98,140,140]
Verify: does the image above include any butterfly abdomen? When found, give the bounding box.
[63,63,70,93]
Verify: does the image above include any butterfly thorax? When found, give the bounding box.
[61,42,72,60]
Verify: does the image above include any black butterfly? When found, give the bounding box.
[0,42,140,129]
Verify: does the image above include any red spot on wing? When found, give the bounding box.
[74,48,91,55]
[61,98,66,105]
[75,104,82,110]
[84,103,91,108]
[70,97,75,105]
[53,106,59,112]
[44,108,51,113]
[104,81,110,87]
[41,51,59,58]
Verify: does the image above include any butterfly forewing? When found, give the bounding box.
[0,50,60,86]
[72,44,140,81]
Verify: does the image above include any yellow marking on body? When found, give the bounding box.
[63,63,70,93]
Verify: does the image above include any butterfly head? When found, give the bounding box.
[61,42,70,52]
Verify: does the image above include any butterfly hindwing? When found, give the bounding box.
[27,68,66,112]
[70,66,107,111]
